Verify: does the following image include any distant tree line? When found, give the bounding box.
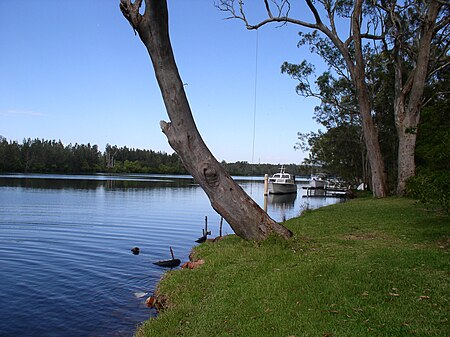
[0,137,186,174]
[0,137,311,177]
[221,161,311,177]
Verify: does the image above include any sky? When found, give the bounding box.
[0,0,327,164]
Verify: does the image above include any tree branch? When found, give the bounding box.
[119,0,143,34]
[304,0,322,25]
[435,10,450,32]
[422,90,450,108]
[263,0,273,18]
[428,59,450,78]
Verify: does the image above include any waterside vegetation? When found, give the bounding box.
[136,197,449,336]
[0,137,186,174]
[0,136,310,176]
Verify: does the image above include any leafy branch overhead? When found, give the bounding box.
[218,0,449,196]
[218,0,391,197]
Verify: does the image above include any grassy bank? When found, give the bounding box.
[136,197,449,336]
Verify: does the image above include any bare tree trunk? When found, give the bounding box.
[351,67,388,196]
[396,122,418,195]
[119,0,292,241]
[358,94,388,197]
[351,0,388,197]
[392,1,443,195]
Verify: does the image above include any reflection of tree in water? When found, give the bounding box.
[0,175,196,191]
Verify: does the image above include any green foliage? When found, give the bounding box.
[416,71,450,172]
[0,136,307,176]
[137,198,449,336]
[406,71,450,211]
[0,137,187,174]
[296,30,347,72]
[280,1,448,197]
[406,170,449,212]
[298,125,364,183]
[220,161,309,176]
[281,60,316,97]
[0,137,102,173]
[285,42,399,189]
[314,72,359,128]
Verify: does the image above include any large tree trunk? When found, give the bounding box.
[396,121,418,195]
[393,86,419,196]
[216,0,391,197]
[350,0,389,197]
[355,81,389,197]
[119,0,292,241]
[393,1,442,195]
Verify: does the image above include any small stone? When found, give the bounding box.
[181,259,205,269]
[145,296,157,308]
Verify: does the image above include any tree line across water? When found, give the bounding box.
[0,136,310,176]
[0,137,185,174]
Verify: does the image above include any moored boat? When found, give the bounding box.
[268,166,297,194]
[309,173,327,189]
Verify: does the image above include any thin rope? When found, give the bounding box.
[250,30,259,194]
[251,29,259,169]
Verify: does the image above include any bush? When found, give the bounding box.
[406,170,449,212]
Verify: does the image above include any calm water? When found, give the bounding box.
[0,174,342,337]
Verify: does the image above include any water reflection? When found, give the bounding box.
[268,193,297,208]
[0,174,344,337]
[0,176,195,191]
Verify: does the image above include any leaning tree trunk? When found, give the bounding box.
[119,0,292,241]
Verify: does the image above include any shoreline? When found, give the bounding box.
[135,196,449,336]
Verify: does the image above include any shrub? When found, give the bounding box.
[406,170,449,212]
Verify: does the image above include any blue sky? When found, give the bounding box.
[0,1,326,164]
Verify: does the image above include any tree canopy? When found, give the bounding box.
[218,0,449,197]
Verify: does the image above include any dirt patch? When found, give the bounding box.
[436,236,450,250]
[343,233,379,241]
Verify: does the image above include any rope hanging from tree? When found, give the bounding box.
[251,29,259,168]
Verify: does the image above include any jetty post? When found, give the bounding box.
[264,174,269,196]
[263,174,269,212]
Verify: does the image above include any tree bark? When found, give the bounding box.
[396,121,418,195]
[350,0,388,197]
[355,82,389,197]
[119,0,292,241]
[393,1,442,195]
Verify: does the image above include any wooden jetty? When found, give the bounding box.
[303,186,349,198]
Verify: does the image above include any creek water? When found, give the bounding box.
[0,174,342,337]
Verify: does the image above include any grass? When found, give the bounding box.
[136,197,449,336]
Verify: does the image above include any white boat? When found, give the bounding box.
[309,173,327,189]
[327,178,347,190]
[268,166,297,194]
